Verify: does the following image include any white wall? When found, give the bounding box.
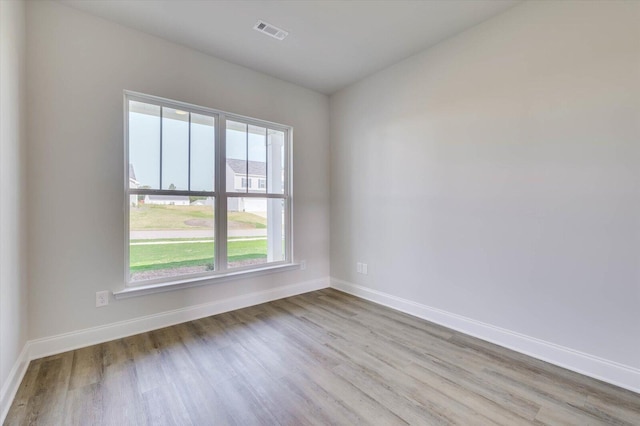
[331,0,640,369]
[26,1,330,339]
[0,0,28,406]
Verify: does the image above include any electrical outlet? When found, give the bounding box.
[96,291,109,307]
[300,260,307,270]
[362,263,368,275]
[357,262,362,273]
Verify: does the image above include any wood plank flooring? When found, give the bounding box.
[5,289,640,425]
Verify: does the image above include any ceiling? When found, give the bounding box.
[59,0,521,95]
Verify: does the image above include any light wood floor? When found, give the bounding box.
[5,289,640,425]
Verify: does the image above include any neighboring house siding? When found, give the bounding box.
[226,159,268,212]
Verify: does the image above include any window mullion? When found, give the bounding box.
[159,107,163,189]
[285,128,292,262]
[245,123,249,194]
[187,112,192,190]
[216,114,228,271]
[265,127,268,194]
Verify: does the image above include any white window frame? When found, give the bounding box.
[121,91,294,296]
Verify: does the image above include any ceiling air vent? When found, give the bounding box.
[253,20,288,41]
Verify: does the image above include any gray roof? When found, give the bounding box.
[129,163,137,181]
[227,158,266,177]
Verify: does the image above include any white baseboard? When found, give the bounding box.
[1,344,30,424]
[331,277,640,394]
[29,277,329,360]
[4,275,636,423]
[1,277,329,423]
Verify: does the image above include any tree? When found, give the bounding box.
[138,185,151,203]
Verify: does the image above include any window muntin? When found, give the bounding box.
[125,92,291,286]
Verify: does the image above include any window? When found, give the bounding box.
[125,92,292,286]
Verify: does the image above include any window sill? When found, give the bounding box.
[113,263,301,300]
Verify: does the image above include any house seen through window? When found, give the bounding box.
[126,92,291,285]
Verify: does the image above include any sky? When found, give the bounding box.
[129,109,275,191]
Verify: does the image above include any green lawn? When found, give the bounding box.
[130,204,266,230]
[130,238,267,272]
[130,204,270,272]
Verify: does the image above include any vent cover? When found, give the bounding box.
[253,20,288,41]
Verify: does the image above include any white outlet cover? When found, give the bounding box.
[96,291,109,307]
[362,263,368,275]
[300,260,307,270]
[357,262,362,273]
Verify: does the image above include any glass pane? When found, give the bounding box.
[190,113,215,191]
[248,125,267,194]
[162,107,189,190]
[227,197,286,268]
[129,101,160,189]
[267,129,286,194]
[129,197,215,282]
[226,120,247,192]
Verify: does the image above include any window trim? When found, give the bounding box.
[123,91,294,290]
[114,263,300,300]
